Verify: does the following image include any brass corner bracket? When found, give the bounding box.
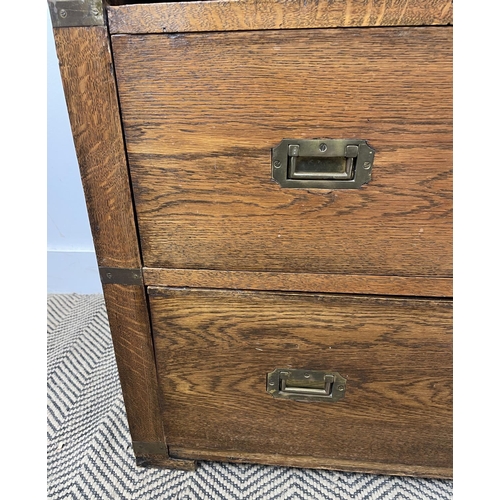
[48,0,104,28]
[99,267,143,286]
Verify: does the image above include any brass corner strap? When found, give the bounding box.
[48,0,105,28]
[99,267,143,286]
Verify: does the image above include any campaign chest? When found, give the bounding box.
[49,0,453,478]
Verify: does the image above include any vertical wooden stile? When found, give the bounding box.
[50,12,195,470]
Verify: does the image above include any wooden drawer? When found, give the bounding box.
[112,27,452,279]
[149,287,452,477]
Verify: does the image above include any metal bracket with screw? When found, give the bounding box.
[48,0,104,28]
[99,267,143,286]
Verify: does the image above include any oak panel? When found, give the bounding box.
[53,25,196,468]
[54,27,141,269]
[112,27,452,277]
[143,268,453,297]
[108,0,453,35]
[169,446,451,479]
[103,284,196,468]
[102,284,164,444]
[149,287,452,475]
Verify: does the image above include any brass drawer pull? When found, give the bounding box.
[271,139,374,189]
[267,368,347,403]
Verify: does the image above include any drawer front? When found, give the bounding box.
[149,287,452,476]
[112,27,452,278]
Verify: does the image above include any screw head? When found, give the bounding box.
[337,385,345,391]
[319,143,328,152]
[363,162,371,170]
[273,160,282,169]
[59,9,67,18]
[106,273,112,279]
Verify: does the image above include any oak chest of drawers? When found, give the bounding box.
[50,0,453,478]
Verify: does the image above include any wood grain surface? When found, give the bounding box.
[112,27,452,278]
[169,446,451,479]
[108,0,453,35]
[102,284,165,445]
[149,287,452,476]
[53,27,141,269]
[101,284,196,469]
[53,26,196,467]
[143,268,453,297]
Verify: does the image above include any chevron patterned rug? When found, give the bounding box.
[47,294,453,500]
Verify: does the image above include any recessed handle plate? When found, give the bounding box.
[267,368,347,403]
[271,139,374,189]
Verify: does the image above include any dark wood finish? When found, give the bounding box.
[169,447,451,479]
[149,287,452,478]
[112,27,452,278]
[53,2,453,477]
[131,440,196,470]
[53,27,140,269]
[53,26,196,467]
[102,284,165,446]
[135,454,197,471]
[143,268,452,298]
[108,0,453,35]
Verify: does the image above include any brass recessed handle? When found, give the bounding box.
[267,368,347,403]
[271,139,374,189]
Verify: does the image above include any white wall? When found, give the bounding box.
[47,11,102,293]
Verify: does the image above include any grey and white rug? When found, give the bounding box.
[47,294,453,499]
